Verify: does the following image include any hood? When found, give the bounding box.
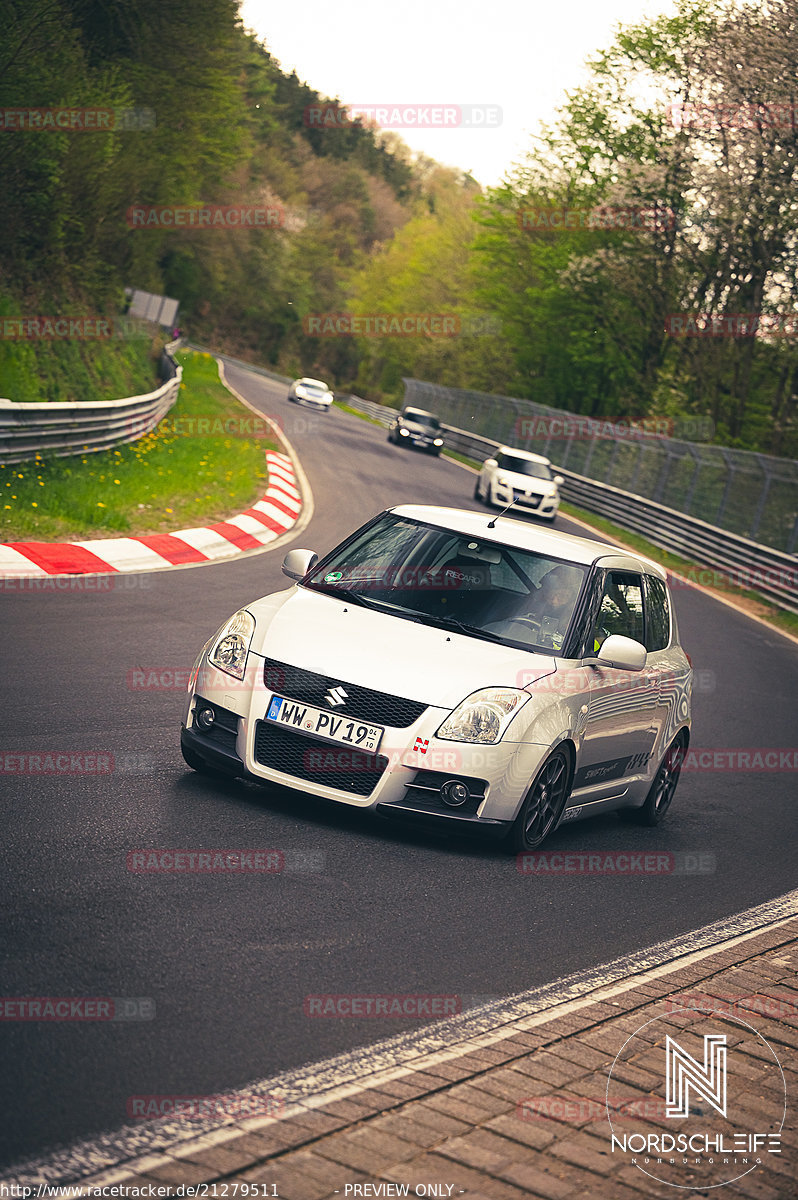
[247,586,555,709]
[497,469,557,494]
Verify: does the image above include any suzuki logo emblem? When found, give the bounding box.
[324,686,348,708]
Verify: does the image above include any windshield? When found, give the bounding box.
[402,410,440,429]
[303,514,586,654]
[496,453,552,480]
[299,382,328,393]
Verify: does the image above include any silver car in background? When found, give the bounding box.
[181,507,692,852]
[287,377,334,409]
[475,446,563,520]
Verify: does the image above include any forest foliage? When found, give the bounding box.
[1,0,796,454]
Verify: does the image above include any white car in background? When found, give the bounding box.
[288,377,334,409]
[475,446,563,521]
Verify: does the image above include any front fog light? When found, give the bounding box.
[399,428,410,437]
[196,706,215,731]
[440,779,469,807]
[433,438,444,446]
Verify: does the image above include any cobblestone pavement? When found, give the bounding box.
[73,917,797,1199]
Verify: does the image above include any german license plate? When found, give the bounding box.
[265,695,383,753]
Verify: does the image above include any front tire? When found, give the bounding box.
[620,734,686,826]
[473,480,482,501]
[509,748,571,852]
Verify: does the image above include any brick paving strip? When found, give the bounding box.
[52,915,797,1198]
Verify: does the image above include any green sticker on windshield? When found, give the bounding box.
[324,571,343,582]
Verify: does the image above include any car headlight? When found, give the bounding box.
[399,427,410,437]
[437,688,529,744]
[433,438,443,446]
[208,609,255,680]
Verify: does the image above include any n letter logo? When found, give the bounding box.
[666,1034,727,1118]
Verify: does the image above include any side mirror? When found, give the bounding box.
[282,549,318,581]
[591,634,647,671]
[553,475,564,486]
[484,458,498,468]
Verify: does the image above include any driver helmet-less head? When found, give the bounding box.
[536,564,582,613]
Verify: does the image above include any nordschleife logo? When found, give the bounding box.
[606,1006,785,1189]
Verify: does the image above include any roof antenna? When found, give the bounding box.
[488,494,521,529]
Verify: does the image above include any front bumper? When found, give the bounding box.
[399,433,441,451]
[183,660,547,829]
[296,396,332,409]
[489,483,559,517]
[376,802,511,839]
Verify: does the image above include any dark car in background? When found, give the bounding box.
[387,407,445,455]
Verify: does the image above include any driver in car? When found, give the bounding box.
[486,564,582,649]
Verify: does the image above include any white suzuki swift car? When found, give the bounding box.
[475,447,563,520]
[181,507,692,850]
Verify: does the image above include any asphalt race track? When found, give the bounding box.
[2,358,797,1170]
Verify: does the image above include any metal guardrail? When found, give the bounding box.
[341,393,798,615]
[0,342,182,466]
[402,378,798,556]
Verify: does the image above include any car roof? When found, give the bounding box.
[297,377,329,388]
[387,504,667,576]
[401,407,437,419]
[495,446,550,466]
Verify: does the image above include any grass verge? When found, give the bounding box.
[1,350,276,541]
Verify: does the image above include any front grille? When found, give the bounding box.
[514,491,541,508]
[254,721,388,797]
[263,658,427,728]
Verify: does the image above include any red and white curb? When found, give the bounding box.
[0,451,301,578]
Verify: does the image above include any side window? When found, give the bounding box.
[644,575,671,651]
[591,571,645,651]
